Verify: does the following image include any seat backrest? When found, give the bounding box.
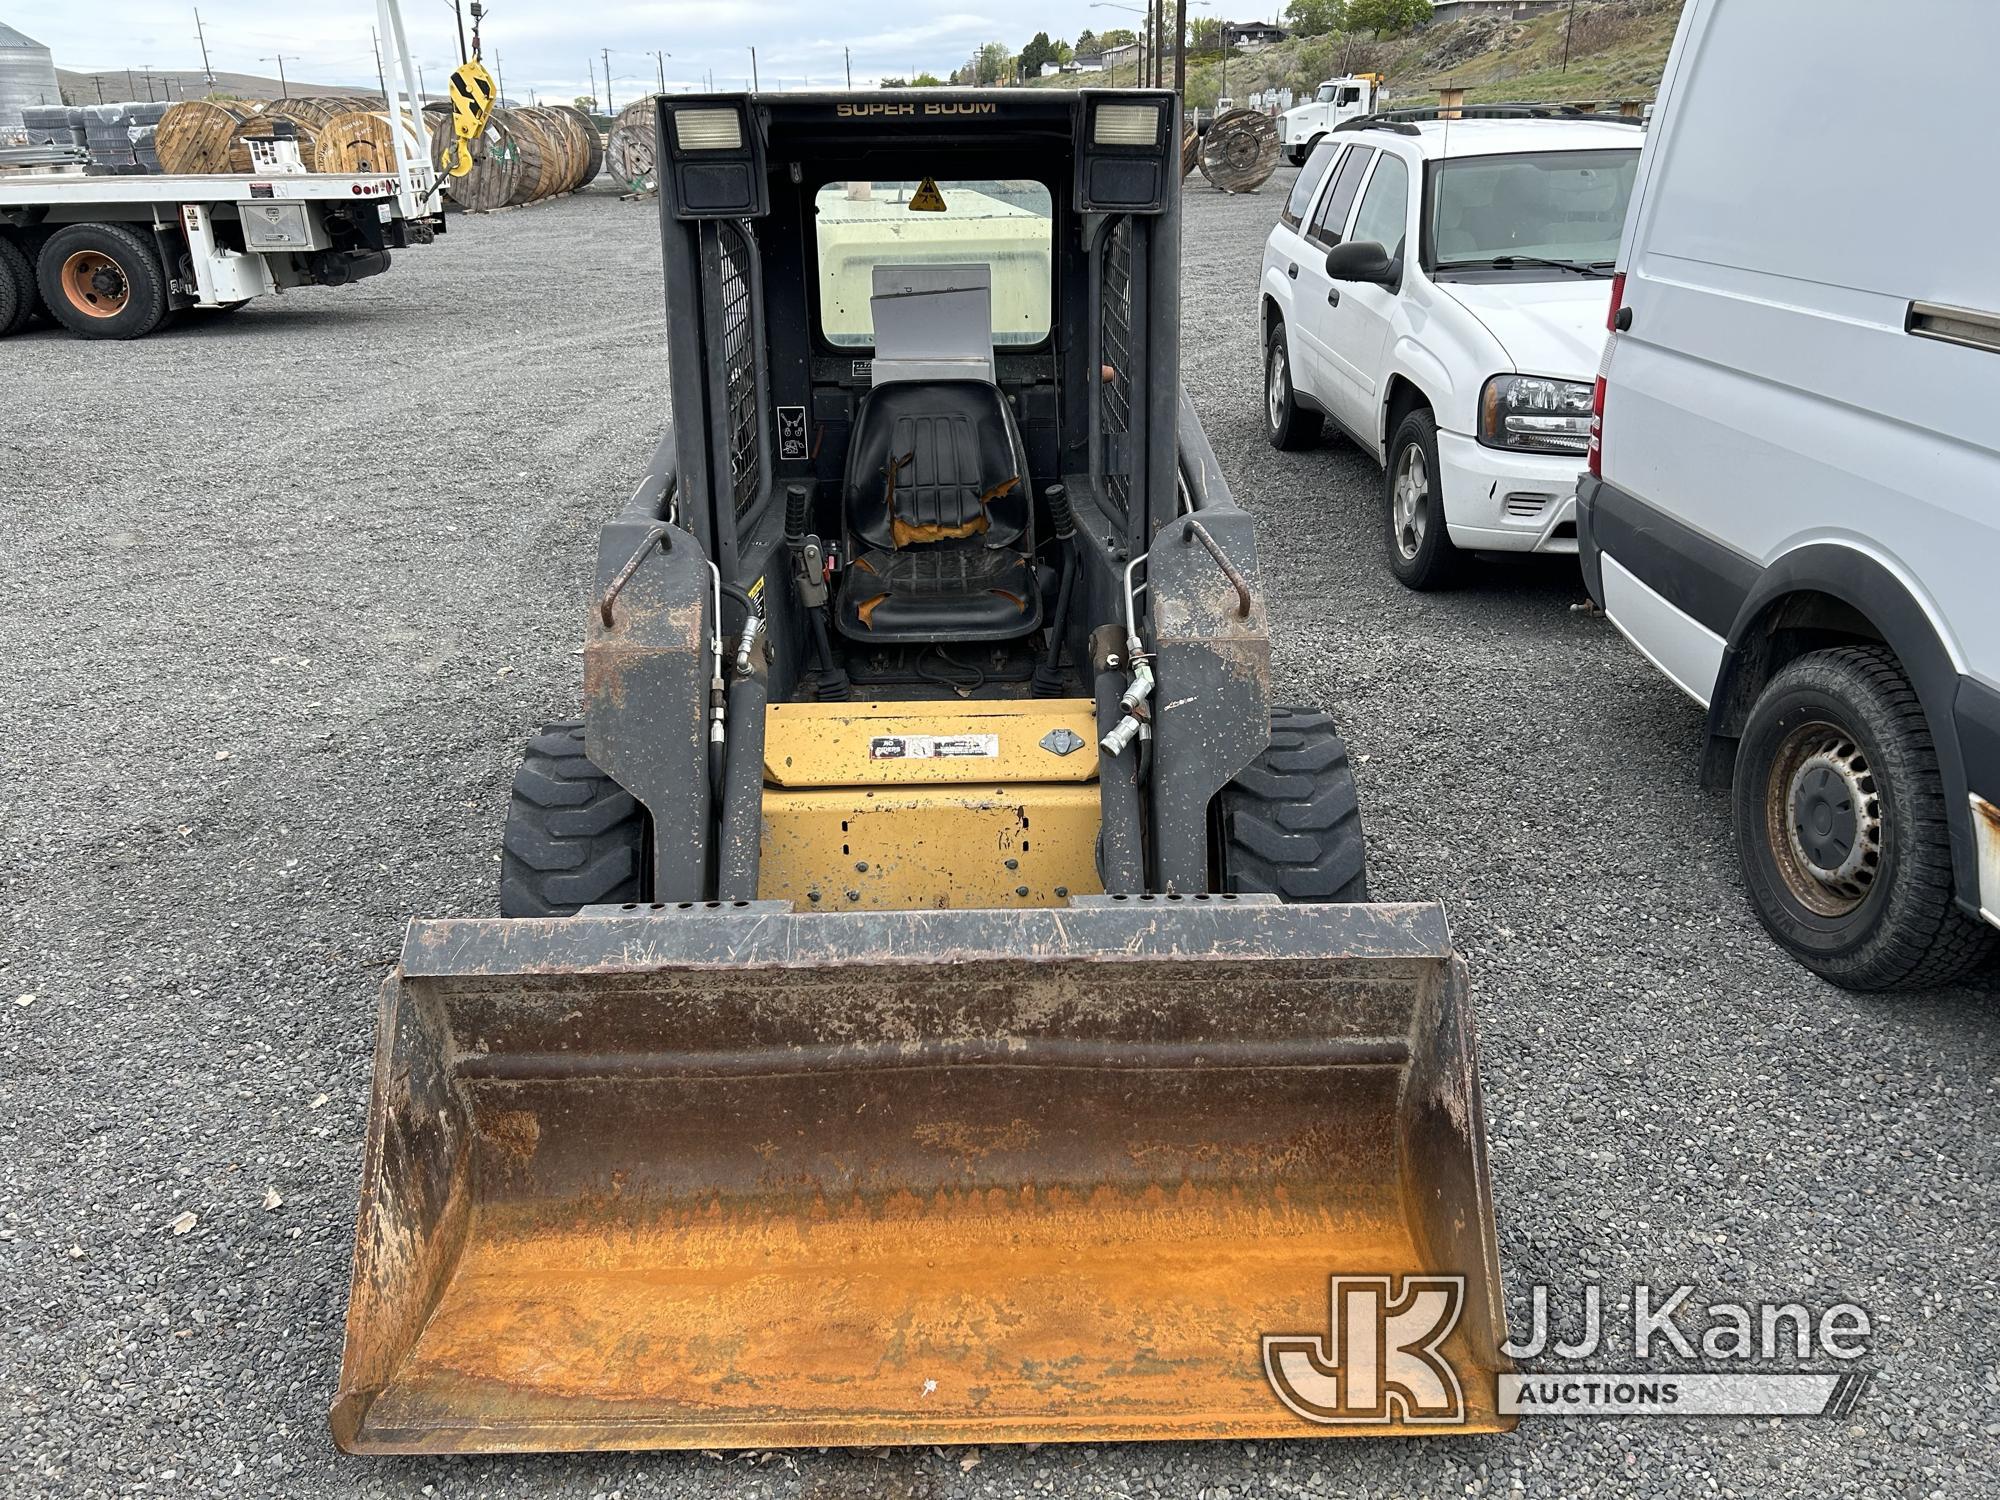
[844,381,1031,554]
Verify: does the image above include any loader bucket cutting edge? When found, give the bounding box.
[331,899,1512,1453]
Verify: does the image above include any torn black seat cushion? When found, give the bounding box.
[836,380,1041,643]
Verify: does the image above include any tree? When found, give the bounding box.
[1021,30,1056,76]
[974,41,1012,85]
[912,71,946,86]
[1098,27,1137,47]
[1051,40,1074,66]
[1284,0,1348,39]
[1189,16,1224,50]
[1345,0,1427,37]
[573,95,597,111]
[1075,28,1099,55]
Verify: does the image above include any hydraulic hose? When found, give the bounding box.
[1092,623,1146,894]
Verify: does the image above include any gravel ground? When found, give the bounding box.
[3,172,1994,1500]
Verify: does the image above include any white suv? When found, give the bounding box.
[1259,113,1642,588]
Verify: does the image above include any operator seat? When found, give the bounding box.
[834,265,1041,644]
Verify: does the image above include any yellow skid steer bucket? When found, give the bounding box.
[331,897,1511,1453]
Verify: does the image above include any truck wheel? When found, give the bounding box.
[0,236,33,337]
[1733,646,1995,990]
[1217,706,1368,902]
[500,721,649,916]
[1385,408,1465,590]
[36,222,170,340]
[1265,324,1322,450]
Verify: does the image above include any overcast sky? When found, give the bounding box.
[25,1,1280,103]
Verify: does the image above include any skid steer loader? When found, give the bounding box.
[333,89,1512,1454]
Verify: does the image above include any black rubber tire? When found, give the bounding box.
[499,721,649,917]
[1217,706,1369,902]
[1384,408,1466,590]
[1733,646,1995,990]
[0,235,33,337]
[1265,323,1323,451]
[35,221,170,340]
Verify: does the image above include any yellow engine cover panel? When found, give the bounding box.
[761,782,1104,910]
[758,698,1104,911]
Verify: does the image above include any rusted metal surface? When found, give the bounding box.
[597,523,677,628]
[582,519,713,901]
[1179,518,1253,618]
[1148,505,1273,893]
[332,900,1510,1452]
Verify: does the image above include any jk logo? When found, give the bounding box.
[1262,1275,1468,1425]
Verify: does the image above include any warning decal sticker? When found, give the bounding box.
[869,734,999,760]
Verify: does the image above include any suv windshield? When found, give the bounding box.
[814,179,1053,347]
[1428,149,1639,274]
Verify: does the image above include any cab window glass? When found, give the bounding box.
[814,180,1052,347]
[1308,147,1372,249]
[1350,154,1410,256]
[1281,142,1341,230]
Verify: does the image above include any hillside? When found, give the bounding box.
[1034,0,1683,111]
[55,67,381,107]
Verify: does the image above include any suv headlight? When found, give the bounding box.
[1478,374,1594,455]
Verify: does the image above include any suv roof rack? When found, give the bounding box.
[1334,103,1646,133]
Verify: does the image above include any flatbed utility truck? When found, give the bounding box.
[0,0,441,340]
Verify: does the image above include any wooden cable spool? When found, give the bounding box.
[515,106,588,197]
[605,99,658,194]
[427,103,522,212]
[550,103,605,187]
[1181,122,1200,179]
[155,100,256,174]
[315,110,421,175]
[1198,108,1281,194]
[250,95,375,170]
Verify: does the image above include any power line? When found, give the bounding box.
[193,7,215,86]
[260,53,298,99]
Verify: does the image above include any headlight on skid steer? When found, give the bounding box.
[1478,374,1594,455]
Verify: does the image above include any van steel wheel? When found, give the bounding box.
[1734,646,1994,990]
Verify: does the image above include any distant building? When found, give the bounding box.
[0,21,61,138]
[1072,54,1105,72]
[1223,21,1287,52]
[1099,41,1140,69]
[1429,0,1565,21]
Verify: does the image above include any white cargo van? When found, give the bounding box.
[1579,0,1999,989]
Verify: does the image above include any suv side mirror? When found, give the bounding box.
[1325,239,1398,286]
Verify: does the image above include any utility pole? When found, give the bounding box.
[193,7,215,86]
[261,53,296,98]
[372,28,389,102]
[93,75,105,103]
[602,48,613,112]
[141,65,155,102]
[587,57,597,112]
[844,46,852,90]
[1173,0,1186,93]
[418,62,429,104]
[750,47,759,91]
[126,68,137,99]
[651,49,668,93]
[493,51,504,102]
[1562,0,1577,72]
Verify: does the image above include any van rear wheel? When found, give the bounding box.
[1734,646,1994,990]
